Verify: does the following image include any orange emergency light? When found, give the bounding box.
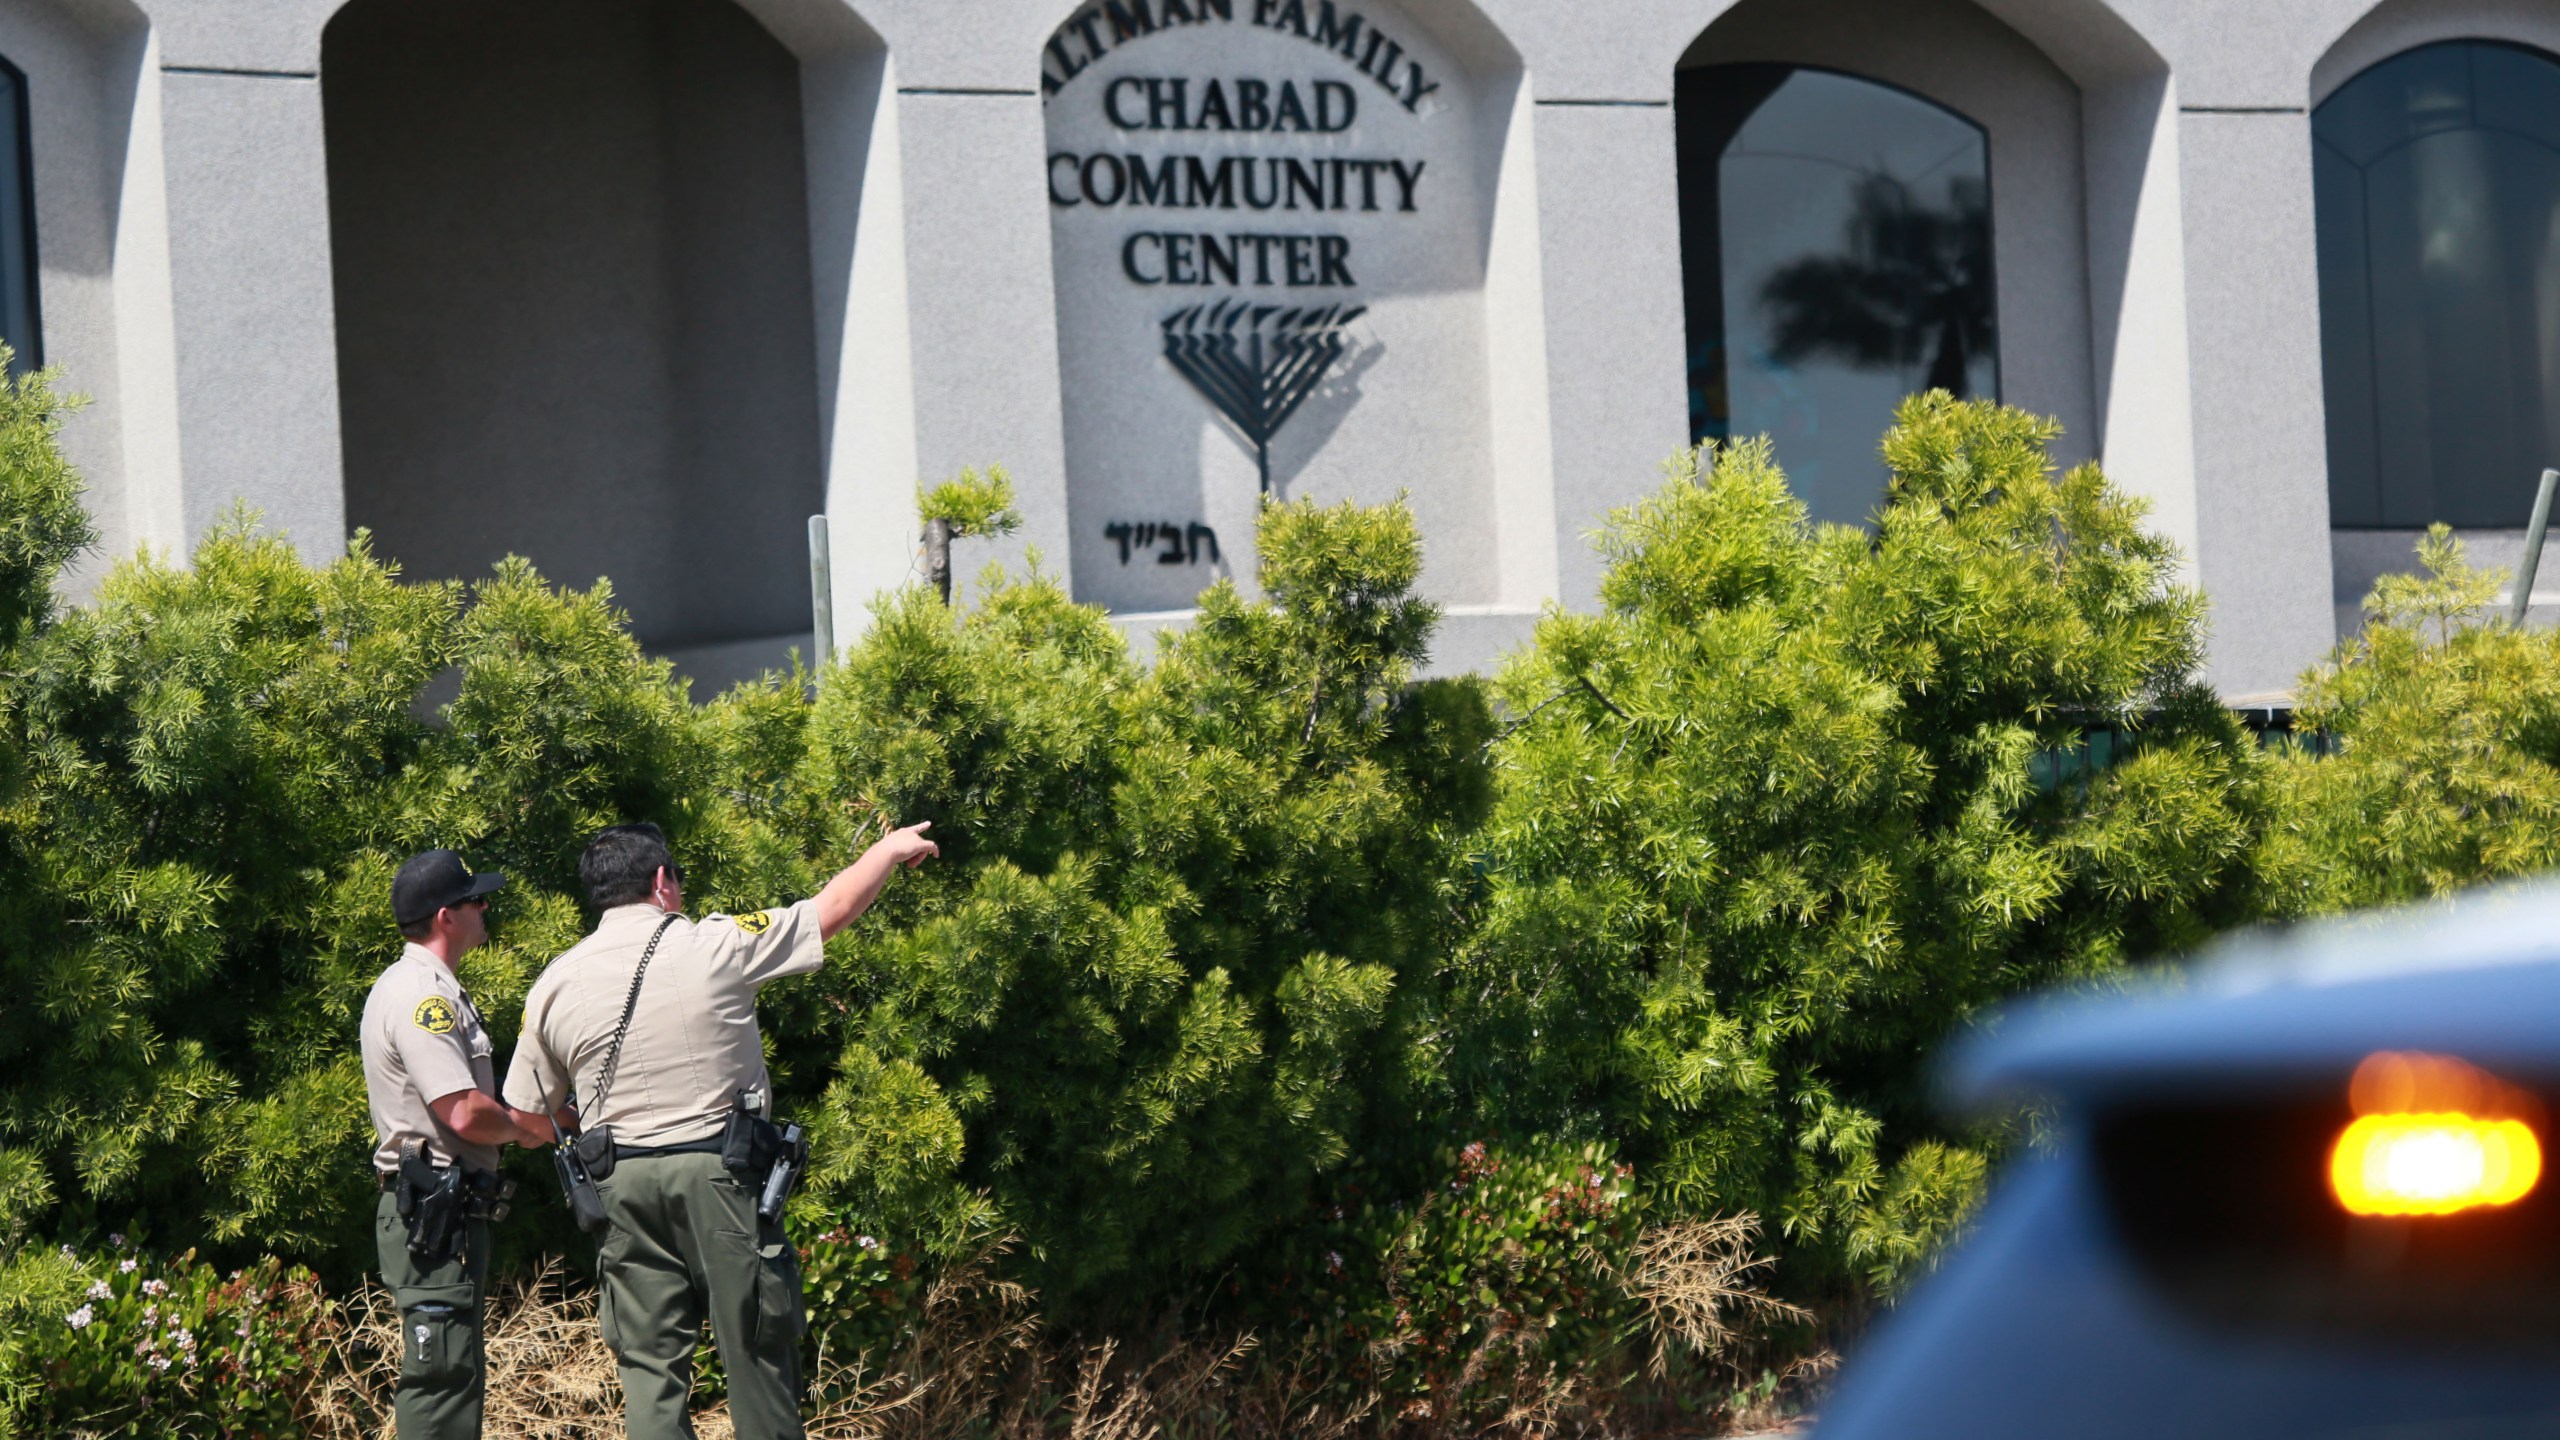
[2329,1052,2544,1218]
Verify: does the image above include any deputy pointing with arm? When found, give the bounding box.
[503,819,938,1440]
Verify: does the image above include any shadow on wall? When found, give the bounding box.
[1272,332,1386,495]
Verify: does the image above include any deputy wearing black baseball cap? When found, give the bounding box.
[360,850,548,1439]
[392,849,509,929]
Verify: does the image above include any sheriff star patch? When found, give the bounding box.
[734,910,775,936]
[412,996,458,1035]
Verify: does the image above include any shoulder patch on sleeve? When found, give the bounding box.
[734,909,775,935]
[412,996,458,1034]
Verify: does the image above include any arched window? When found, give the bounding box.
[0,56,38,377]
[2316,39,2560,530]
[1675,64,1996,527]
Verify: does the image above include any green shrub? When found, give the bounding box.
[915,464,1023,540]
[1271,1139,1642,1426]
[20,1241,339,1438]
[799,1222,931,1367]
[2258,525,2560,910]
[1445,396,2265,1292]
[786,502,1492,1308]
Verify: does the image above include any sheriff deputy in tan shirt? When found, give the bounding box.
[361,848,552,1440]
[504,819,936,1440]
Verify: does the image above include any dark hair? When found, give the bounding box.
[398,916,435,941]
[581,823,675,910]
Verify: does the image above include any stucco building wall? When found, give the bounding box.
[0,0,2539,695]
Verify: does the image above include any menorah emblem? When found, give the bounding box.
[1161,298,1368,494]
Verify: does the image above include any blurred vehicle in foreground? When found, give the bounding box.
[1819,882,2560,1440]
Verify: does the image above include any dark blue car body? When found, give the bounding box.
[1820,883,2560,1440]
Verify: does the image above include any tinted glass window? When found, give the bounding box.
[0,60,36,377]
[1676,64,1996,528]
[2316,40,2560,529]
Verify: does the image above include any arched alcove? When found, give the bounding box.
[322,0,828,674]
[1675,0,2097,525]
[1037,0,1547,621]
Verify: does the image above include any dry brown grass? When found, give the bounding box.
[311,1260,634,1439]
[1621,1216,1837,1436]
[1624,1217,1811,1382]
[303,1223,1825,1439]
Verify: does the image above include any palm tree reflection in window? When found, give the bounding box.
[1677,65,1997,527]
[1761,173,1993,404]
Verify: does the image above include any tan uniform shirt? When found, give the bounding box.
[360,944,504,1174]
[503,900,824,1149]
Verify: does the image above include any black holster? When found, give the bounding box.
[395,1140,479,1267]
[721,1091,808,1223]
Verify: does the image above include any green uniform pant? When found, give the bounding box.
[596,1151,807,1440]
[374,1190,490,1440]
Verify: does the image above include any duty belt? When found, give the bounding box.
[384,1150,516,1261]
[612,1136,726,1160]
[377,1164,507,1197]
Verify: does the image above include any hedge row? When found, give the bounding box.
[3,366,2554,1413]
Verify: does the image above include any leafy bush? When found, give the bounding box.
[2257,525,2560,910]
[801,1223,931,1367]
[1444,397,2264,1292]
[915,465,1023,540]
[19,1241,339,1438]
[1273,1139,1642,1426]
[786,499,1492,1307]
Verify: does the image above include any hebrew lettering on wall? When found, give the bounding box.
[1102,520,1222,565]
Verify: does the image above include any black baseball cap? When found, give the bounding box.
[393,849,507,927]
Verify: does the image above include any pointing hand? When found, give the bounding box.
[877,820,939,870]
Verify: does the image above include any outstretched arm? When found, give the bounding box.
[814,821,940,939]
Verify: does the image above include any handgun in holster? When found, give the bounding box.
[721,1088,809,1224]
[397,1139,467,1266]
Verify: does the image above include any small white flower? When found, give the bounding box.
[85,1280,110,1300]
[66,1305,93,1330]
[148,1354,170,1372]
[141,1278,167,1296]
[118,1259,138,1274]
[1327,1250,1345,1272]
[171,1327,194,1350]
[235,1321,252,1338]
[109,1232,126,1249]
[58,1244,75,1260]
[142,1304,157,1321]
[856,1235,879,1251]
